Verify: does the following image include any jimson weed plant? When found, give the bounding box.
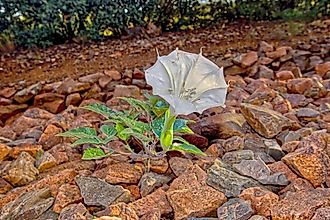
[58,48,228,160]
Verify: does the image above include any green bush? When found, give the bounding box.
[0,0,329,48]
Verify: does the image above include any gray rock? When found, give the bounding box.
[296,108,320,119]
[206,160,261,197]
[248,215,267,220]
[0,188,54,220]
[76,176,132,207]
[233,158,271,181]
[139,172,173,197]
[263,139,285,161]
[35,210,59,220]
[58,203,92,220]
[258,172,290,186]
[222,150,254,165]
[217,198,253,220]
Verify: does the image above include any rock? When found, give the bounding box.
[222,150,254,165]
[225,65,247,76]
[140,210,160,220]
[133,68,145,79]
[276,130,301,145]
[282,144,329,187]
[1,151,39,186]
[0,144,11,160]
[104,70,122,81]
[315,62,330,77]
[35,151,57,172]
[0,169,77,209]
[76,176,131,207]
[129,188,172,217]
[57,79,91,94]
[58,203,92,220]
[182,133,208,149]
[200,113,246,139]
[167,165,227,220]
[65,93,82,106]
[53,184,82,213]
[169,157,194,176]
[0,97,12,105]
[78,73,104,83]
[0,188,54,220]
[268,161,297,182]
[240,187,278,217]
[279,178,314,198]
[35,209,58,220]
[206,160,261,197]
[14,83,41,103]
[287,78,313,94]
[248,215,267,220]
[139,172,172,197]
[9,144,43,159]
[259,41,274,53]
[271,188,330,220]
[0,177,13,194]
[34,93,65,106]
[258,65,274,79]
[223,136,244,152]
[93,162,143,184]
[217,198,253,220]
[275,70,295,80]
[240,103,291,138]
[149,158,169,174]
[99,75,112,88]
[38,124,63,150]
[296,108,320,121]
[0,87,16,98]
[113,85,140,98]
[0,104,28,122]
[263,139,285,161]
[235,52,258,68]
[233,158,270,181]
[284,94,311,108]
[97,202,139,220]
[266,47,287,59]
[281,141,300,153]
[311,207,330,220]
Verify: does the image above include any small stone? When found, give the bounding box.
[279,178,314,197]
[140,210,160,220]
[76,176,131,207]
[133,68,145,79]
[282,144,329,187]
[217,198,253,220]
[225,65,247,76]
[167,165,227,220]
[296,108,320,121]
[222,150,255,165]
[98,202,139,220]
[315,62,330,77]
[0,177,13,194]
[78,73,104,83]
[38,124,63,150]
[53,184,82,213]
[58,203,92,220]
[0,104,28,122]
[258,65,274,79]
[42,99,65,113]
[113,85,140,98]
[240,103,291,138]
[34,93,65,106]
[271,189,330,220]
[259,41,274,53]
[182,133,208,149]
[240,187,278,217]
[223,136,244,152]
[268,161,297,182]
[129,188,172,217]
[287,78,313,94]
[104,70,122,81]
[263,139,285,161]
[236,52,258,68]
[10,144,43,159]
[99,75,112,88]
[311,207,330,220]
[0,97,12,105]
[0,188,54,220]
[14,83,41,103]
[0,87,16,98]
[65,93,81,106]
[233,158,270,181]
[276,71,295,80]
[57,79,91,94]
[139,172,172,197]
[169,157,194,176]
[0,144,11,160]
[149,158,169,174]
[1,151,39,186]
[266,47,287,59]
[248,215,267,220]
[206,160,261,197]
[36,151,57,172]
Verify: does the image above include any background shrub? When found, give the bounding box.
[0,0,329,48]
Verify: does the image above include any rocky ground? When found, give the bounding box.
[0,19,330,220]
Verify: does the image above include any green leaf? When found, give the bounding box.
[114,115,151,134]
[115,123,130,141]
[82,147,112,160]
[151,116,164,138]
[173,119,194,134]
[173,136,190,145]
[171,143,206,156]
[120,97,151,114]
[57,127,97,138]
[100,124,116,138]
[160,109,176,150]
[81,103,115,119]
[72,136,104,146]
[120,128,153,144]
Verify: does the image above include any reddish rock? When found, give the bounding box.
[282,144,329,187]
[34,93,65,105]
[276,71,295,80]
[53,184,82,213]
[123,184,141,200]
[0,169,77,209]
[287,78,313,94]
[266,47,287,59]
[281,141,300,153]
[315,62,330,77]
[149,158,169,174]
[259,57,273,65]
[311,207,330,220]
[271,188,330,220]
[140,210,161,220]
[104,70,122,81]
[267,161,297,182]
[205,143,224,158]
[0,104,28,122]
[0,177,13,194]
[98,75,112,88]
[10,144,43,159]
[57,79,91,94]
[0,97,12,105]
[101,202,139,220]
[225,65,246,76]
[113,85,141,98]
[47,144,71,164]
[93,162,144,184]
[240,187,278,217]
[58,203,92,220]
[14,83,41,103]
[246,86,276,105]
[0,143,11,160]
[133,68,145,79]
[129,188,172,217]
[239,51,258,68]
[65,93,82,106]
[259,41,274,53]
[167,165,227,219]
[0,87,16,98]
[169,157,194,177]
[78,73,104,83]
[36,151,57,172]
[38,124,63,150]
[182,133,208,149]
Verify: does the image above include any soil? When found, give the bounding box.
[1,20,329,88]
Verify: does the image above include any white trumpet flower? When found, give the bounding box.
[145,48,228,115]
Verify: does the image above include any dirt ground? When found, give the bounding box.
[0,20,329,88]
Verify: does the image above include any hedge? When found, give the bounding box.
[0,0,329,48]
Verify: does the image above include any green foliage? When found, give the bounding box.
[59,95,204,160]
[1,0,328,48]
